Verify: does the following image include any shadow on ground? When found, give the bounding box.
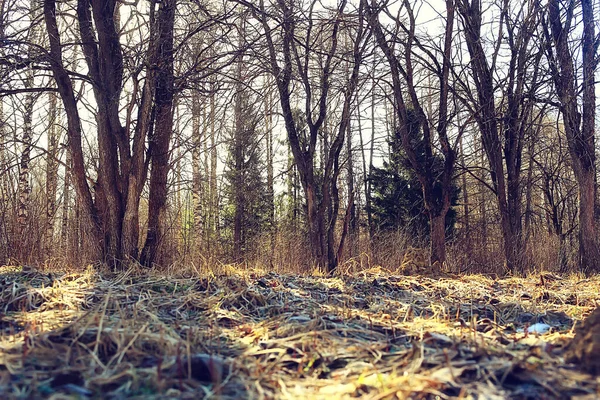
[0,265,598,399]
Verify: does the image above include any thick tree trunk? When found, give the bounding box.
[546,0,600,273]
[499,206,523,273]
[430,214,447,266]
[578,172,600,273]
[506,174,525,271]
[46,0,172,266]
[558,233,568,273]
[305,182,327,269]
[141,0,176,267]
[578,0,600,273]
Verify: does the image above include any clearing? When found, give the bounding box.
[0,265,598,399]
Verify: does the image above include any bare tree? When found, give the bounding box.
[44,0,178,266]
[140,0,177,267]
[243,0,369,272]
[543,0,600,273]
[455,0,543,273]
[366,0,457,267]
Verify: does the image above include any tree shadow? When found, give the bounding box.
[0,267,596,399]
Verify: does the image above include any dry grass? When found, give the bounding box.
[0,264,598,399]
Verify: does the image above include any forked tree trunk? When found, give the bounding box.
[367,0,456,269]
[253,0,365,273]
[456,0,541,273]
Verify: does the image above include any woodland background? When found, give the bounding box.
[0,0,599,276]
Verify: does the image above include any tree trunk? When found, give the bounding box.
[61,151,71,255]
[460,134,470,248]
[18,87,33,241]
[346,114,357,258]
[578,172,600,273]
[367,0,456,268]
[479,149,488,248]
[455,0,539,273]
[18,0,42,258]
[209,78,218,255]
[191,92,204,254]
[524,134,536,240]
[141,0,176,267]
[45,91,60,255]
[430,214,446,266]
[264,77,275,262]
[367,62,376,244]
[305,182,327,269]
[232,15,245,261]
[546,0,600,273]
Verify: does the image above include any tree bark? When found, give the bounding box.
[264,76,275,260]
[44,0,102,260]
[250,0,366,273]
[45,91,60,255]
[46,0,173,267]
[141,0,176,267]
[191,91,204,254]
[456,0,541,273]
[366,0,456,268]
[430,214,447,267]
[545,0,600,273]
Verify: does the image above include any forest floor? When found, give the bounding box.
[0,264,598,399]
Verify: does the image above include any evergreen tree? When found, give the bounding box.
[369,109,458,240]
[223,90,269,260]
